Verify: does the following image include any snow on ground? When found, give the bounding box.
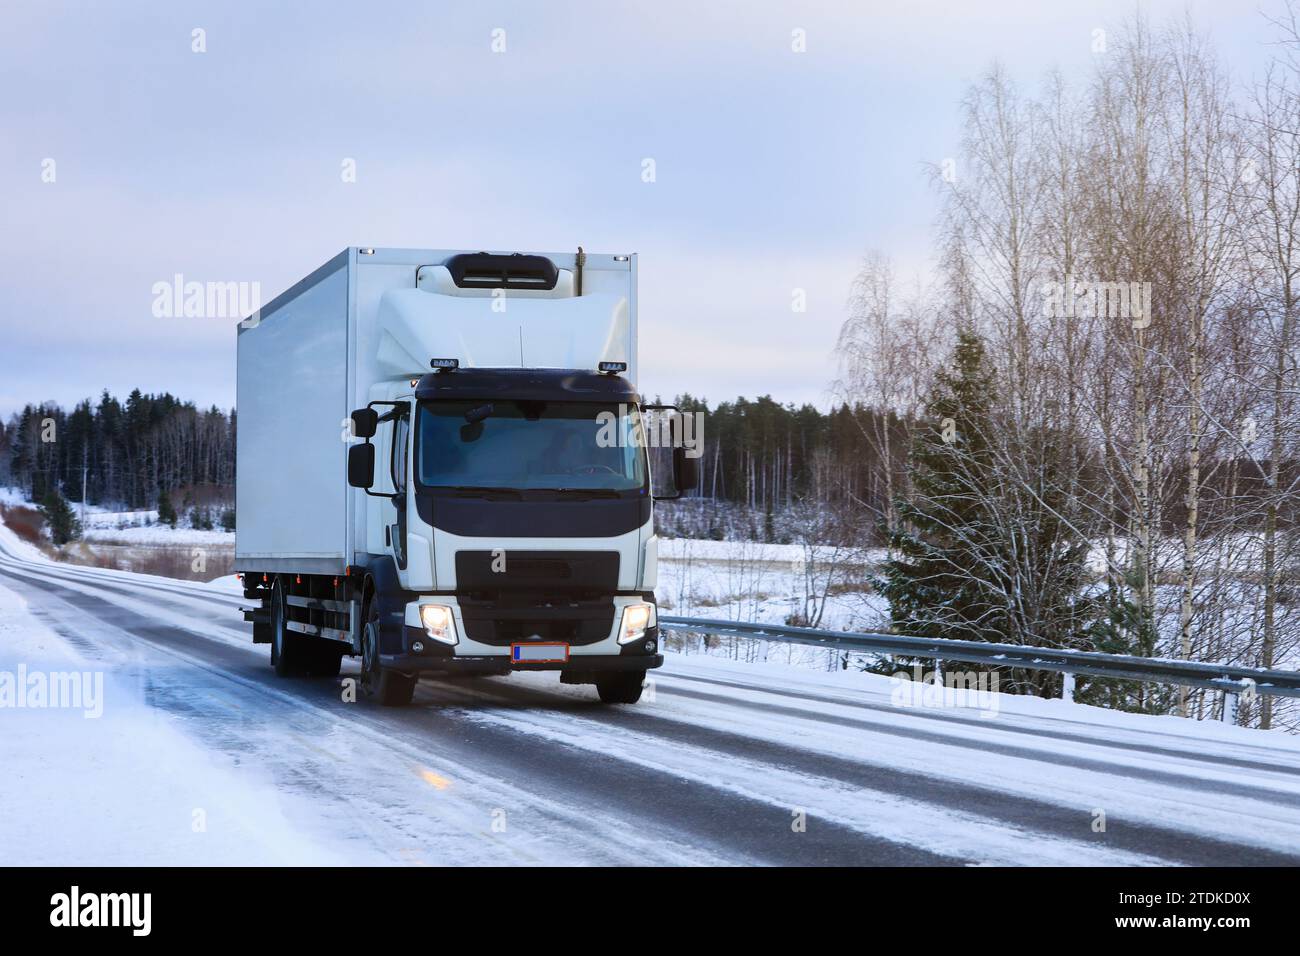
[0,512,48,566]
[0,579,355,865]
[658,537,884,566]
[79,508,234,546]
[0,487,33,508]
[656,535,1300,707]
[661,649,1300,749]
[80,524,234,546]
[204,573,243,594]
[2,489,235,547]
[80,507,155,527]
[657,536,889,636]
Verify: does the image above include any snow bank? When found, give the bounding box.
[0,509,49,564]
[0,487,29,507]
[203,574,243,594]
[0,580,348,865]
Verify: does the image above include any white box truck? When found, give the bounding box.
[235,247,696,705]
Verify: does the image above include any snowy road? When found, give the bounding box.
[2,532,1300,866]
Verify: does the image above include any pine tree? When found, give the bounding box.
[876,330,1007,644]
[40,487,80,546]
[190,506,213,531]
[158,489,177,528]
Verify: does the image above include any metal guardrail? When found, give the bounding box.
[659,615,1300,722]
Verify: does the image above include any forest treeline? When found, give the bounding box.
[0,390,236,509]
[3,385,1295,538]
[0,387,890,518]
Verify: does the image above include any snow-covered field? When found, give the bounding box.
[79,508,234,547]
[656,535,887,633]
[1,489,234,547]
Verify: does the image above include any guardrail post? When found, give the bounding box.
[933,658,943,684]
[1061,672,1075,703]
[1221,679,1239,725]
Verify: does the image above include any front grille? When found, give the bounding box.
[457,597,615,646]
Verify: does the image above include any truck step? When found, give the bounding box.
[242,607,270,625]
[285,595,352,613]
[285,620,352,643]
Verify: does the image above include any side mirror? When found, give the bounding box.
[351,407,379,440]
[672,447,699,495]
[348,443,376,488]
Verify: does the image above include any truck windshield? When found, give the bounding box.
[416,400,647,493]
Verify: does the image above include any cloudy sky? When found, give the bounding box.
[0,0,1280,418]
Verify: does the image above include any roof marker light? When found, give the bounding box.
[430,358,460,371]
[599,361,627,374]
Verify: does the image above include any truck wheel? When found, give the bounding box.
[376,670,417,706]
[360,619,417,706]
[270,579,305,677]
[595,671,646,704]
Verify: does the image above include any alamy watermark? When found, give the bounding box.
[597,404,704,459]
[889,664,999,718]
[0,664,104,718]
[50,886,150,936]
[152,273,262,323]
[1041,275,1151,324]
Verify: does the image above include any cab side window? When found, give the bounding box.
[390,412,410,493]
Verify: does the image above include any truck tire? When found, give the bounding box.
[595,671,646,704]
[360,618,417,706]
[270,579,306,677]
[375,670,417,706]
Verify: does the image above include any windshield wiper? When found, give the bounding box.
[448,486,522,500]
[551,488,624,499]
[434,486,627,500]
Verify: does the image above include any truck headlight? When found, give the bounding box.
[419,604,458,645]
[618,602,656,645]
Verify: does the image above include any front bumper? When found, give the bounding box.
[384,593,663,675]
[378,649,663,675]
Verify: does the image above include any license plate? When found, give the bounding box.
[511,642,569,663]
